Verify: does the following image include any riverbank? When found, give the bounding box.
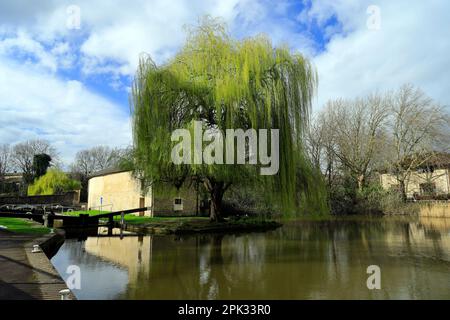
[0,217,50,234]
[417,201,450,218]
[61,211,283,235]
[118,216,282,235]
[50,215,450,299]
[0,224,74,300]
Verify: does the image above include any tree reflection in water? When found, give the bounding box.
[52,217,450,300]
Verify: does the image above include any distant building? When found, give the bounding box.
[0,173,23,195]
[87,168,208,217]
[379,153,450,199]
[0,172,81,207]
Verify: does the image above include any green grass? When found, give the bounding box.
[61,210,208,224]
[0,218,50,234]
[114,215,208,224]
[62,210,109,217]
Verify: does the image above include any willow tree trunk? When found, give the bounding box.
[210,184,224,222]
[205,179,229,222]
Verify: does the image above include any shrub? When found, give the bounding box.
[354,184,386,215]
[329,180,419,215]
[28,168,81,196]
[435,194,450,201]
[223,185,277,218]
[328,175,358,215]
[413,193,450,201]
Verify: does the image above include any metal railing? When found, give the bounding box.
[88,203,114,212]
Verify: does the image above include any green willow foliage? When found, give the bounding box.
[131,18,327,215]
[28,168,81,196]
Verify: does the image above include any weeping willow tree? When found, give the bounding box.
[131,17,327,221]
[28,168,81,196]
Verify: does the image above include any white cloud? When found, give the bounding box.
[0,30,58,72]
[0,56,131,165]
[0,0,449,165]
[76,0,252,75]
[0,0,271,165]
[2,0,303,76]
[308,0,450,109]
[299,0,365,32]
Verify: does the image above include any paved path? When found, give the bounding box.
[0,230,71,300]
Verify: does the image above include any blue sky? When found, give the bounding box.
[1,0,449,164]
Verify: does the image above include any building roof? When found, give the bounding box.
[378,152,450,174]
[402,152,450,170]
[425,152,450,169]
[2,173,23,183]
[88,167,131,179]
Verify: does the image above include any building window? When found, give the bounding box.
[418,166,434,173]
[419,182,436,195]
[174,198,183,211]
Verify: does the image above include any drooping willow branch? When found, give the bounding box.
[131,18,325,214]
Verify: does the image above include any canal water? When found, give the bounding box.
[51,217,450,299]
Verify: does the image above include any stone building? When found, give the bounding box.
[87,168,207,217]
[380,169,450,198]
[0,173,23,195]
[379,153,450,199]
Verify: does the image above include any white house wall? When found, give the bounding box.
[87,171,152,216]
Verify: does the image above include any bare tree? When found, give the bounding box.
[0,144,11,179]
[11,139,58,184]
[306,113,339,188]
[320,94,390,191]
[70,146,126,202]
[387,84,449,200]
[307,84,449,212]
[71,146,124,176]
[306,114,324,169]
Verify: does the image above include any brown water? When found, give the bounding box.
[51,217,450,299]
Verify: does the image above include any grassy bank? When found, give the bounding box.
[62,210,107,216]
[116,215,208,224]
[119,216,282,235]
[0,218,50,234]
[61,211,282,234]
[62,211,206,223]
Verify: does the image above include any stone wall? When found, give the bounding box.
[152,182,205,217]
[0,191,80,206]
[380,169,450,197]
[418,201,450,218]
[87,171,152,216]
[87,171,208,217]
